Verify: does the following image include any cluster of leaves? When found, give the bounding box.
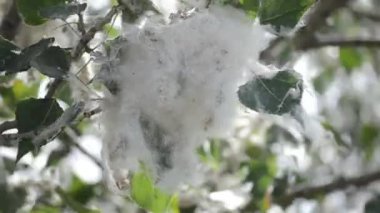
[0,0,90,162]
[0,0,97,213]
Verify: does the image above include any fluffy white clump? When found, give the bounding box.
[100,6,268,191]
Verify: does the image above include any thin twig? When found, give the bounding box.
[72,5,123,59]
[69,139,103,169]
[293,0,351,50]
[274,170,380,206]
[65,128,103,169]
[45,5,123,98]
[83,107,102,118]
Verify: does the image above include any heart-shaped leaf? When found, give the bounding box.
[15,98,63,162]
[238,70,303,115]
[31,46,71,78]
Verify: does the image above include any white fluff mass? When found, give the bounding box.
[100,5,268,191]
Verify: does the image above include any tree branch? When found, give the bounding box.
[274,170,380,206]
[293,0,351,50]
[0,120,18,146]
[45,79,64,98]
[351,9,380,22]
[303,39,380,49]
[260,0,352,64]
[0,120,17,134]
[77,13,86,36]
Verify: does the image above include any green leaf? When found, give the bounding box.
[0,36,20,71]
[40,3,87,20]
[0,184,27,213]
[151,190,179,213]
[339,47,362,72]
[111,0,118,6]
[68,176,96,204]
[55,187,100,213]
[131,171,155,209]
[0,79,39,110]
[15,98,63,162]
[360,124,379,160]
[365,195,380,213]
[4,38,54,74]
[16,139,35,162]
[17,0,66,25]
[238,70,303,115]
[56,83,74,104]
[31,205,61,213]
[131,170,179,213]
[239,0,259,18]
[31,46,71,78]
[258,0,314,31]
[104,24,121,40]
[16,98,63,133]
[197,139,222,170]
